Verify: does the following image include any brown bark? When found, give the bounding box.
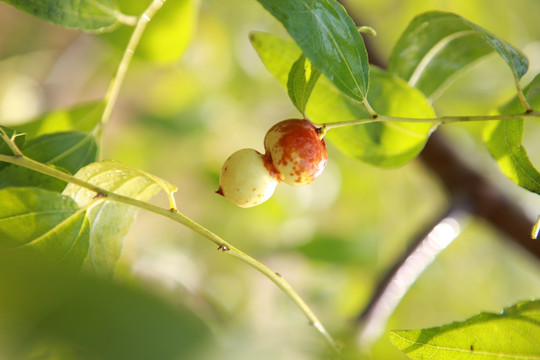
[420,131,538,257]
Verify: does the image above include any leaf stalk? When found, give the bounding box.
[514,77,533,113]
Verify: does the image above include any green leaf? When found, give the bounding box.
[250,32,435,167]
[0,252,211,360]
[63,160,178,278]
[389,11,529,100]
[0,125,25,172]
[0,131,98,192]
[256,0,370,102]
[2,0,120,32]
[313,69,436,167]
[483,74,540,195]
[14,101,104,139]
[0,187,89,268]
[295,234,376,266]
[390,300,540,360]
[0,164,68,192]
[24,131,98,174]
[287,55,322,114]
[101,0,198,64]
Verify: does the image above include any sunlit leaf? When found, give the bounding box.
[1,0,120,32]
[312,69,436,167]
[140,0,198,64]
[287,55,322,114]
[256,0,370,102]
[483,74,540,195]
[250,32,435,167]
[0,187,89,268]
[0,252,211,360]
[390,300,540,360]
[0,125,25,172]
[101,0,198,64]
[0,131,98,191]
[389,11,529,100]
[249,31,300,85]
[63,160,178,278]
[14,101,104,139]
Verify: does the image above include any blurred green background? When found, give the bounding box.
[1,0,540,359]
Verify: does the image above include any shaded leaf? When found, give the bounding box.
[2,0,120,32]
[0,131,98,192]
[23,131,98,174]
[0,251,211,360]
[256,0,370,102]
[0,187,89,268]
[63,160,178,278]
[250,32,435,167]
[0,125,25,171]
[287,55,322,114]
[483,74,540,194]
[389,11,529,100]
[0,164,69,192]
[390,300,540,360]
[14,101,104,139]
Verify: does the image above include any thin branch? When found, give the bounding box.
[321,111,540,132]
[357,204,469,347]
[96,0,167,136]
[0,150,339,353]
[420,131,539,258]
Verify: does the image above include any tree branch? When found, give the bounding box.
[420,131,538,257]
[338,0,540,348]
[357,204,469,346]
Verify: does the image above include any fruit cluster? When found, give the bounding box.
[217,119,328,207]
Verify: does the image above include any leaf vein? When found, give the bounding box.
[392,332,540,359]
[408,30,476,87]
[297,0,364,100]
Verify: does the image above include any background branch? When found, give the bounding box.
[338,0,540,347]
[420,131,538,257]
[357,204,469,346]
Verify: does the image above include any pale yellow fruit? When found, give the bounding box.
[217,148,279,208]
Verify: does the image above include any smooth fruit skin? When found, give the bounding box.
[264,119,327,186]
[217,148,279,208]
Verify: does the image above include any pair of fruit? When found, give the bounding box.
[217,119,328,207]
